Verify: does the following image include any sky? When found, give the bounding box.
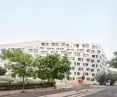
[0,0,117,59]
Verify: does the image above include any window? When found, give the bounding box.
[60,48,64,50]
[83,63,85,66]
[40,47,44,49]
[83,63,88,66]
[46,43,49,46]
[86,77,90,81]
[28,49,38,53]
[47,48,51,50]
[78,68,83,71]
[100,65,102,68]
[86,63,89,66]
[91,78,94,81]
[84,54,89,57]
[80,49,84,52]
[77,62,80,66]
[74,72,76,75]
[85,73,88,76]
[86,68,90,71]
[61,51,66,54]
[74,52,80,56]
[91,59,95,63]
[91,69,94,72]
[97,50,100,53]
[67,52,72,55]
[86,44,89,48]
[72,67,75,70]
[92,55,95,58]
[77,72,80,75]
[86,58,90,62]
[86,49,90,52]
[52,43,55,46]
[91,50,95,53]
[96,64,98,67]
[92,45,98,49]
[77,53,80,56]
[82,44,85,47]
[51,51,58,54]
[66,44,69,47]
[62,43,65,46]
[92,64,95,67]
[41,42,45,46]
[92,73,95,76]
[28,49,33,52]
[96,55,98,58]
[78,58,81,61]
[76,44,79,48]
[83,44,89,48]
[74,62,76,66]
[41,51,46,54]
[97,69,100,72]
[97,60,100,63]
[71,49,74,51]
[56,43,58,46]
[68,57,75,60]
[52,43,58,46]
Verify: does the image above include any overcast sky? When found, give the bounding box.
[0,0,117,59]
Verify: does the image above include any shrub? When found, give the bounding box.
[0,80,55,91]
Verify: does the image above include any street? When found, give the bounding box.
[2,85,117,97]
[84,86,117,97]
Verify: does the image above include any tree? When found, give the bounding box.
[0,66,7,76]
[109,51,117,68]
[95,71,117,85]
[105,72,117,85]
[0,49,33,92]
[33,54,71,81]
[95,71,106,85]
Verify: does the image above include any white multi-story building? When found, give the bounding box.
[0,40,108,82]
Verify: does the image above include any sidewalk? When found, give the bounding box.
[0,87,54,96]
[0,85,74,97]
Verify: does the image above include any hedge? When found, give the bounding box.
[0,81,55,91]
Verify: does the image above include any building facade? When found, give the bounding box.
[0,41,108,82]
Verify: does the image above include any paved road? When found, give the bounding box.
[84,86,117,97]
[1,85,107,97]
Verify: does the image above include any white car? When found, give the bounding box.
[106,82,110,86]
[114,81,117,85]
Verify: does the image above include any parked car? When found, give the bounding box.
[114,81,117,85]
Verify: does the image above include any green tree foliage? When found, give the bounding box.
[0,49,33,92]
[95,71,117,85]
[0,66,7,76]
[95,71,106,85]
[109,51,117,68]
[33,54,71,81]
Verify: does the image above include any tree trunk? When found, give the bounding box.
[22,75,25,93]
